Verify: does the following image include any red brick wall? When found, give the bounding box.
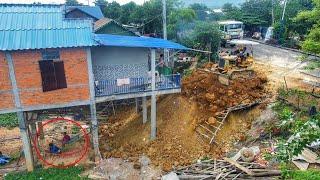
[11,48,90,108]
[0,52,14,110]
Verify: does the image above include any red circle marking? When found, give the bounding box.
[32,118,90,168]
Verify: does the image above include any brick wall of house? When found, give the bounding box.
[0,52,15,110]
[0,48,90,110]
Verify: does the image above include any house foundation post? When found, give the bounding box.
[142,96,147,124]
[6,52,34,171]
[150,49,157,140]
[135,98,139,113]
[86,48,102,161]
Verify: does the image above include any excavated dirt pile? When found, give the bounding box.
[99,65,268,172]
[182,68,268,120]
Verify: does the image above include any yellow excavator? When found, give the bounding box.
[217,40,258,85]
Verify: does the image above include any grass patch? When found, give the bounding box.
[304,60,320,70]
[287,170,320,180]
[0,113,18,128]
[4,166,88,180]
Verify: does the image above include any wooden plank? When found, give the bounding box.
[199,124,215,135]
[224,158,253,176]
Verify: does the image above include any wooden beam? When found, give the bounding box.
[224,158,253,176]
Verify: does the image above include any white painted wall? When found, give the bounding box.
[91,46,149,80]
[92,46,149,65]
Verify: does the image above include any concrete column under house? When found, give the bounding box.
[86,48,102,160]
[150,49,157,140]
[142,96,148,124]
[5,52,34,171]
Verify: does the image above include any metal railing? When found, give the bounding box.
[95,74,181,97]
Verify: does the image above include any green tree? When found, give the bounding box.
[168,8,196,40]
[65,0,80,6]
[120,2,138,25]
[189,3,208,21]
[104,2,122,20]
[222,3,242,20]
[181,22,221,62]
[294,0,320,54]
[129,0,181,34]
[94,0,107,11]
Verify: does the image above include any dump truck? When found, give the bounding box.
[219,20,244,47]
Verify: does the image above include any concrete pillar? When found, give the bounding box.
[18,112,34,171]
[142,96,147,124]
[6,52,34,171]
[90,103,102,161]
[86,48,102,161]
[135,98,139,113]
[150,49,157,140]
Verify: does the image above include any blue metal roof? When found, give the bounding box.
[68,6,104,20]
[94,34,189,50]
[0,4,97,51]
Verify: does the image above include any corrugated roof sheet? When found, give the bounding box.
[94,34,188,50]
[0,4,97,51]
[94,17,113,31]
[68,6,104,20]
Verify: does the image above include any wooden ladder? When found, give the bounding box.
[196,101,261,145]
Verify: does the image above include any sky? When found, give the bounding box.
[0,0,147,5]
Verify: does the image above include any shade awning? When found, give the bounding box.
[94,34,189,50]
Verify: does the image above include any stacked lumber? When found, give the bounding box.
[175,158,280,180]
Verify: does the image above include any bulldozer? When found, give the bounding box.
[215,40,259,85]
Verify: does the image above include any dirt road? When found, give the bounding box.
[249,41,318,91]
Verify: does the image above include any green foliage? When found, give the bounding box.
[287,169,320,180]
[180,22,221,63]
[119,2,138,24]
[104,1,122,20]
[168,8,196,40]
[304,60,320,70]
[189,3,209,21]
[65,0,80,6]
[71,125,80,134]
[4,166,88,180]
[295,0,320,54]
[274,88,320,163]
[0,113,18,128]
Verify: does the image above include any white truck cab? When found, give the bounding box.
[218,20,244,46]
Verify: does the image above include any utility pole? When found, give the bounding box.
[271,0,275,26]
[279,0,288,44]
[162,0,169,65]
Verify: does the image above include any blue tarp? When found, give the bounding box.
[94,34,189,50]
[0,155,10,165]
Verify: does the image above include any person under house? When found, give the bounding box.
[49,143,61,154]
[0,151,10,165]
[61,132,71,147]
[159,54,165,68]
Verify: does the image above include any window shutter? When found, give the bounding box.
[39,60,57,92]
[54,61,67,89]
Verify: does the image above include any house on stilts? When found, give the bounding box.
[0,3,188,171]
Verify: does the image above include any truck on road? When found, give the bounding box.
[219,20,244,47]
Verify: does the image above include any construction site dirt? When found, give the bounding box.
[99,64,269,172]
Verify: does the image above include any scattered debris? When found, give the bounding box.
[88,157,161,179]
[161,172,179,180]
[175,158,281,179]
[292,148,320,170]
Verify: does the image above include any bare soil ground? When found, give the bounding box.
[99,65,270,171]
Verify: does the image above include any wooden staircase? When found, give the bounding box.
[196,101,261,145]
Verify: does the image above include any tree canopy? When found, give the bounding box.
[295,0,320,54]
[65,0,80,6]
